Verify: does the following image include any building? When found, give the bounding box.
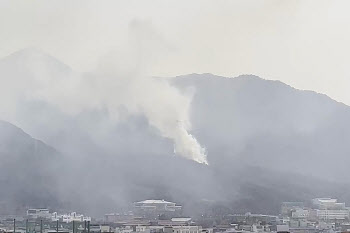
[312,198,346,210]
[291,208,309,219]
[281,202,304,216]
[311,209,349,221]
[134,200,182,212]
[52,212,91,223]
[276,225,289,233]
[226,213,278,225]
[171,218,192,225]
[133,200,182,219]
[157,218,193,226]
[27,209,51,219]
[170,226,202,233]
[90,224,105,233]
[309,198,349,221]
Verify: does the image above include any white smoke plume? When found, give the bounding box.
[0,20,208,165]
[86,20,208,164]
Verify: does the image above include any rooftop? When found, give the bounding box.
[136,200,174,204]
[313,198,338,203]
[171,218,192,222]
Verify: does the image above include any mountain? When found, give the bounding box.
[0,47,72,77]
[1,49,350,216]
[173,73,350,182]
[0,120,61,214]
[0,118,347,215]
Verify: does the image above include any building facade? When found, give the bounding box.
[133,200,182,219]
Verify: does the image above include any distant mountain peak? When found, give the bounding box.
[1,47,72,73]
[6,47,55,61]
[9,47,46,56]
[0,120,56,153]
[235,74,264,80]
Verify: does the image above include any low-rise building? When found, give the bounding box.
[172,226,202,233]
[52,212,91,223]
[134,200,182,212]
[133,200,182,219]
[281,202,304,216]
[291,208,309,219]
[312,198,345,210]
[27,209,51,219]
[311,209,349,221]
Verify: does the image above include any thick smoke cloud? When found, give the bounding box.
[0,20,208,164]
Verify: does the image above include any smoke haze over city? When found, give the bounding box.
[1,2,350,231]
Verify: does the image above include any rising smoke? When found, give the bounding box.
[0,19,208,165]
[88,20,208,164]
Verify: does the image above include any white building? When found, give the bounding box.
[172,226,202,233]
[313,209,349,221]
[115,226,134,233]
[118,225,202,233]
[312,198,346,210]
[134,200,182,212]
[133,200,182,218]
[52,212,91,223]
[134,226,202,233]
[309,198,349,221]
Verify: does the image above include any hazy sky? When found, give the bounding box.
[1,0,350,105]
